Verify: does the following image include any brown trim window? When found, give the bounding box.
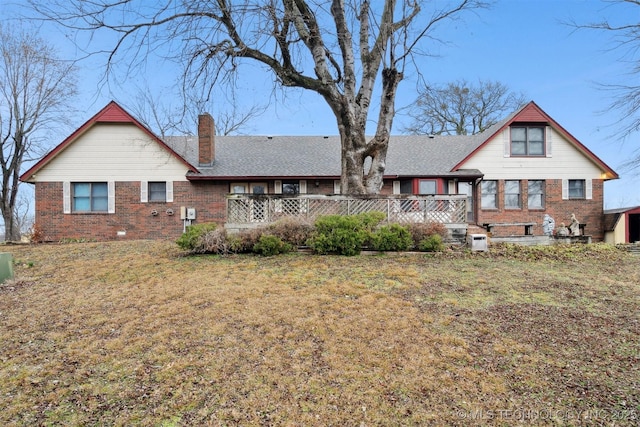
[528,180,545,209]
[504,180,521,209]
[511,126,545,156]
[481,180,498,209]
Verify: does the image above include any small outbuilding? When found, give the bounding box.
[604,206,640,244]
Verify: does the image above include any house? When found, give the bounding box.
[603,206,640,244]
[20,100,618,242]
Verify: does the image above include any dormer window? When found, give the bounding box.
[511,126,545,156]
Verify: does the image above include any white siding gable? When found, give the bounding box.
[33,123,190,182]
[460,126,604,180]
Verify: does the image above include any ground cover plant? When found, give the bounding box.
[1,241,638,426]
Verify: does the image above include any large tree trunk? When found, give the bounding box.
[335,66,400,195]
[1,204,20,242]
[337,124,390,195]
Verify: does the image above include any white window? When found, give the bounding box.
[141,181,173,202]
[511,126,545,156]
[562,179,592,200]
[64,181,115,214]
[231,183,248,194]
[282,180,300,194]
[569,179,585,199]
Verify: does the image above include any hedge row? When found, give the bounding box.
[176,213,448,256]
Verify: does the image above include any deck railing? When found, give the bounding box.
[226,194,467,225]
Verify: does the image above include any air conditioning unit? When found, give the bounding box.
[468,234,488,252]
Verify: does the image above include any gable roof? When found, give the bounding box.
[22,100,618,183]
[20,101,198,182]
[452,101,619,180]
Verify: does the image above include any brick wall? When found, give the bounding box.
[34,178,607,242]
[475,179,605,241]
[34,181,228,241]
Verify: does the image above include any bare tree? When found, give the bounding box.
[0,24,78,241]
[403,79,526,135]
[569,0,640,172]
[125,85,266,137]
[32,0,487,194]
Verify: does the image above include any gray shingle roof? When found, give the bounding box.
[165,130,493,179]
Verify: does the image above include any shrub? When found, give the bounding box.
[407,222,448,248]
[268,217,315,246]
[418,234,444,252]
[198,228,242,255]
[370,223,413,251]
[27,223,45,243]
[307,212,385,256]
[176,222,218,251]
[234,228,265,253]
[357,211,386,230]
[253,234,293,256]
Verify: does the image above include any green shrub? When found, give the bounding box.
[176,222,218,251]
[307,212,385,256]
[268,217,315,246]
[253,234,293,256]
[418,234,444,252]
[370,224,413,251]
[357,211,386,230]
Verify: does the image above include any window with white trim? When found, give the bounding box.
[282,180,300,194]
[568,179,585,199]
[141,181,173,203]
[149,182,167,202]
[73,182,108,212]
[231,183,248,194]
[511,126,545,156]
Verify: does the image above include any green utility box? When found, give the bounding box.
[0,252,14,283]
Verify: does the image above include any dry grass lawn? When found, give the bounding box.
[0,241,638,426]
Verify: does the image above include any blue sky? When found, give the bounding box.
[3,0,639,208]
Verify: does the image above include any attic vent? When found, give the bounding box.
[323,136,329,139]
[267,136,273,140]
[428,134,435,139]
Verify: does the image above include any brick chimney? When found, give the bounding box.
[198,113,215,166]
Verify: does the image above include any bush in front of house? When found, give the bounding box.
[199,228,243,254]
[253,234,293,256]
[406,222,448,249]
[267,217,315,247]
[307,212,385,256]
[369,223,413,251]
[233,228,264,253]
[176,222,219,251]
[418,234,445,252]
